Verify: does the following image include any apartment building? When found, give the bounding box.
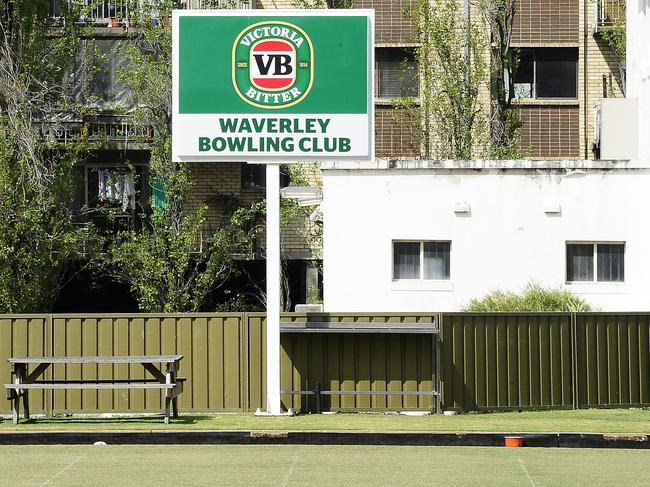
[49,0,624,311]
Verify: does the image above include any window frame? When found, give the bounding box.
[241,162,290,189]
[565,241,625,284]
[392,240,451,282]
[511,47,579,100]
[375,47,419,100]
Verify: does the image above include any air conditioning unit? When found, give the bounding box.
[598,98,639,160]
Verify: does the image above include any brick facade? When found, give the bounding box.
[186,0,621,257]
[375,106,419,159]
[188,163,321,258]
[357,0,415,44]
[512,0,580,44]
[519,105,581,158]
[583,2,625,160]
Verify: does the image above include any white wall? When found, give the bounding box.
[322,161,650,312]
[627,0,650,160]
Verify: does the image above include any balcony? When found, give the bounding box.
[41,115,154,149]
[49,0,253,26]
[596,0,625,32]
[181,0,253,8]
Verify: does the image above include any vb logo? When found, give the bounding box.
[250,39,295,90]
[233,21,313,109]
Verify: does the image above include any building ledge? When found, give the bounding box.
[513,99,580,106]
[321,159,650,171]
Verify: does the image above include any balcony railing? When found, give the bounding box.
[181,0,253,8]
[597,0,625,28]
[49,0,252,23]
[41,116,154,146]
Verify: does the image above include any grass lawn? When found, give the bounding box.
[1,408,650,433]
[1,444,648,486]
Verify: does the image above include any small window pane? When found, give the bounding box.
[567,244,594,281]
[597,244,624,282]
[536,48,578,98]
[394,242,420,279]
[513,49,534,99]
[376,48,419,98]
[423,242,450,280]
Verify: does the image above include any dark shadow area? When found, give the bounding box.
[17,414,212,427]
[54,258,320,313]
[54,262,138,313]
[281,332,437,413]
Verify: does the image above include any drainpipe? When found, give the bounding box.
[583,0,589,159]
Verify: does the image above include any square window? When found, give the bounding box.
[376,48,419,99]
[393,241,450,280]
[241,163,290,189]
[566,242,625,283]
[512,48,578,99]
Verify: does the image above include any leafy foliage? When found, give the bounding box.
[402,0,488,159]
[0,0,97,312]
[601,21,626,68]
[105,0,264,312]
[104,202,263,313]
[292,0,356,8]
[473,0,523,158]
[463,282,593,312]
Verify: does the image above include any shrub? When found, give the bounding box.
[463,282,593,312]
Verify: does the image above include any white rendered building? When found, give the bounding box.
[322,160,650,312]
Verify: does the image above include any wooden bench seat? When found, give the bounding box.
[5,383,178,390]
[5,355,185,424]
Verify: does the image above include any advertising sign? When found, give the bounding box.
[172,10,374,162]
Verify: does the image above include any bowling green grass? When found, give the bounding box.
[0,444,649,486]
[1,408,650,433]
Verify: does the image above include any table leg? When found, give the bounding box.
[13,363,26,424]
[164,397,171,424]
[12,393,20,425]
[22,391,30,420]
[164,361,178,422]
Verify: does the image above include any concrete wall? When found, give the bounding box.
[322,160,650,312]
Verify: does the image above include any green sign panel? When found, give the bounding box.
[173,10,374,161]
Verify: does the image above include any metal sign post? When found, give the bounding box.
[172,10,373,414]
[265,163,281,414]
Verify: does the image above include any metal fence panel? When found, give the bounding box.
[0,316,49,414]
[11,311,650,414]
[575,313,650,408]
[441,313,574,410]
[2,314,252,414]
[279,313,438,411]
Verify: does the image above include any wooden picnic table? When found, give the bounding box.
[4,355,184,424]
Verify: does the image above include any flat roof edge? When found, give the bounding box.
[320,159,650,171]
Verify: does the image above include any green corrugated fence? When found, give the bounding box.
[574,313,650,408]
[3,312,650,414]
[1,313,438,415]
[1,314,255,414]
[440,312,650,411]
[440,313,574,410]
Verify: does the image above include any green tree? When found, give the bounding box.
[0,0,96,312]
[402,0,488,159]
[104,0,263,312]
[463,282,593,312]
[473,0,523,158]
